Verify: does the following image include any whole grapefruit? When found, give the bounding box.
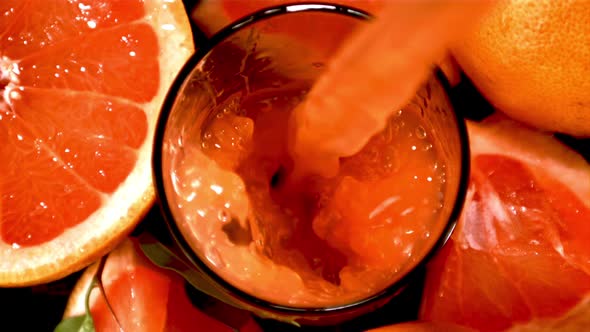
[452,0,590,136]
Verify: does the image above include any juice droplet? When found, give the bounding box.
[205,247,224,268]
[218,210,230,222]
[415,125,427,139]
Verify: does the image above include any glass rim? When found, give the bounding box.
[152,2,471,316]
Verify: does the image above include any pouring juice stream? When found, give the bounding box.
[288,1,494,178]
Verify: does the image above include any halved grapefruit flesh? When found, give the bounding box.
[0,0,193,286]
[420,115,590,331]
[63,238,262,332]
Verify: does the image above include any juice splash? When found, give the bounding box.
[170,87,447,307]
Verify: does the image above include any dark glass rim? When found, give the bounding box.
[152,2,470,317]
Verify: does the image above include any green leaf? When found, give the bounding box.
[138,232,232,303]
[54,315,95,332]
[54,255,124,332]
[53,259,102,332]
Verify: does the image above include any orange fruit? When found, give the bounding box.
[452,0,590,136]
[63,238,262,332]
[419,115,590,331]
[0,0,193,286]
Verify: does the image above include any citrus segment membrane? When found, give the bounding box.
[16,23,160,103]
[0,115,103,246]
[6,89,146,191]
[420,117,590,331]
[0,0,146,60]
[506,296,590,331]
[0,89,148,246]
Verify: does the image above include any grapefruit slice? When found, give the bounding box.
[0,0,193,286]
[419,115,590,331]
[63,238,262,332]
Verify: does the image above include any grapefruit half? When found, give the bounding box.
[0,0,193,286]
[420,115,590,331]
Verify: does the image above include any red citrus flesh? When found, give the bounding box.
[85,239,262,332]
[0,0,156,246]
[420,118,590,331]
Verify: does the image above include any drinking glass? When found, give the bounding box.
[152,3,469,326]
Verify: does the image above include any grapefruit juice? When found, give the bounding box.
[169,86,447,308]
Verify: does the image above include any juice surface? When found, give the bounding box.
[171,87,447,307]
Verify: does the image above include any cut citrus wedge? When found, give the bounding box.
[63,238,262,332]
[0,0,193,286]
[420,115,590,331]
